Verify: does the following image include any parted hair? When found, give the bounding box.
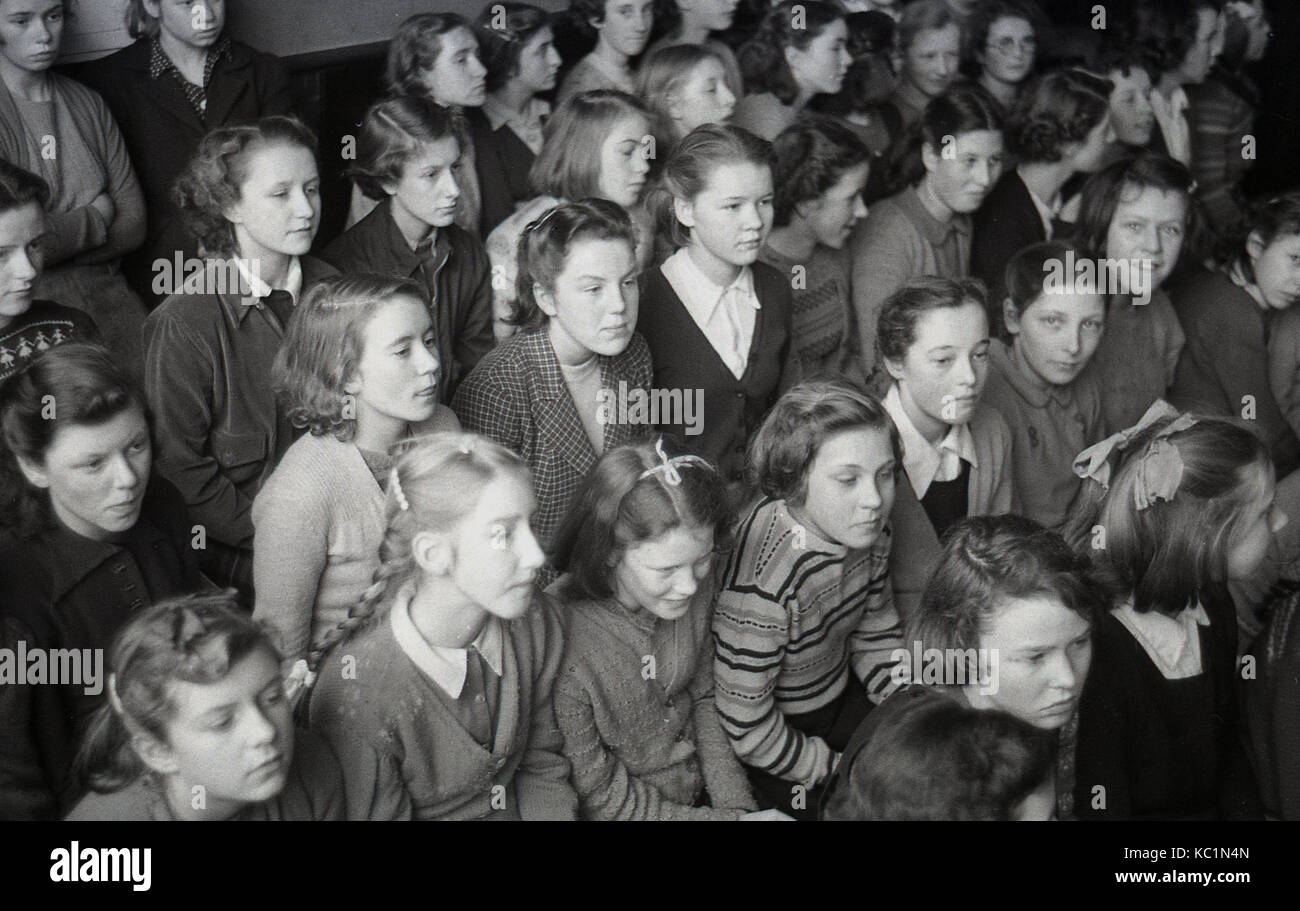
[1062,414,1271,615]
[877,275,988,366]
[529,89,651,200]
[74,591,279,793]
[907,514,1104,660]
[738,1,845,105]
[173,115,318,259]
[274,273,430,441]
[476,2,552,94]
[386,12,475,98]
[748,378,901,507]
[1007,69,1113,164]
[348,94,468,201]
[307,432,532,670]
[0,158,50,216]
[770,114,871,228]
[551,438,731,602]
[823,696,1057,821]
[509,197,637,329]
[0,343,146,537]
[647,122,775,249]
[1220,191,1300,284]
[1071,151,1202,275]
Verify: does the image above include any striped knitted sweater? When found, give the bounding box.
[713,498,904,788]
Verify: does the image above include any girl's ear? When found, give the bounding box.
[411,528,455,577]
[883,355,907,383]
[14,453,49,490]
[533,281,559,318]
[134,732,180,777]
[1246,229,1268,263]
[1002,297,1022,336]
[673,195,697,230]
[379,176,401,198]
[920,141,941,175]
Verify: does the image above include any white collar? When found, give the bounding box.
[1017,167,1060,239]
[236,256,303,305]
[883,384,978,496]
[389,585,505,699]
[1112,595,1211,680]
[662,247,759,322]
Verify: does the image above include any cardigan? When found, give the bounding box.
[322,199,494,402]
[850,185,971,373]
[970,170,1047,331]
[250,410,459,667]
[65,730,347,821]
[1186,67,1256,233]
[307,589,578,820]
[142,255,338,550]
[552,582,759,820]
[0,477,204,820]
[1082,288,1185,436]
[758,241,867,383]
[982,340,1103,530]
[1074,586,1251,820]
[713,497,903,789]
[1171,268,1300,475]
[0,300,99,384]
[451,327,654,550]
[75,37,295,302]
[636,260,794,487]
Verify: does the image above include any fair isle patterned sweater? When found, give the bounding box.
[713,498,903,788]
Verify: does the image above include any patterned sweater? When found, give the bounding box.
[553,583,758,820]
[713,498,904,788]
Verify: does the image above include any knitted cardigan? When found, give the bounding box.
[552,581,758,820]
[308,589,579,821]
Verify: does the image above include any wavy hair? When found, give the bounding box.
[737,1,845,105]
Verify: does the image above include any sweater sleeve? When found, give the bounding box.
[552,663,744,820]
[713,585,837,788]
[143,310,254,547]
[251,453,332,667]
[686,622,758,814]
[848,545,905,704]
[514,601,581,820]
[85,91,146,264]
[851,207,920,373]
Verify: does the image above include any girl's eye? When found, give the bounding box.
[83,460,103,472]
[1024,653,1046,665]
[933,356,953,367]
[423,333,437,349]
[837,476,857,487]
[1161,225,1182,237]
[208,714,233,732]
[395,346,410,357]
[1084,319,1103,331]
[270,190,288,198]
[972,348,989,361]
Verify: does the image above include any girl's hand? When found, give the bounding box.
[740,809,795,821]
[89,191,116,225]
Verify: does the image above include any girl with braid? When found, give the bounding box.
[306,432,579,820]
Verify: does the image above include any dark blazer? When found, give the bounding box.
[75,38,296,302]
[451,327,654,550]
[971,170,1046,332]
[466,107,539,236]
[322,199,494,402]
[636,261,794,487]
[141,255,337,551]
[0,477,204,820]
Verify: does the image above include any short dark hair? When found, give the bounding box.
[475,3,553,94]
[738,1,845,105]
[877,276,988,366]
[0,158,50,217]
[1008,69,1112,164]
[748,378,901,506]
[1120,0,1223,77]
[770,114,871,227]
[1222,191,1300,283]
[348,95,468,201]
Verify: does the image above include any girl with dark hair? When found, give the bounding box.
[824,513,1102,820]
[307,432,579,820]
[251,274,459,673]
[714,378,905,818]
[77,0,295,306]
[851,84,1003,373]
[0,0,148,376]
[762,115,871,382]
[472,3,562,234]
[1072,151,1195,435]
[639,123,794,497]
[732,1,852,141]
[1067,405,1280,819]
[549,438,780,820]
[558,0,655,105]
[322,96,493,402]
[963,0,1044,112]
[142,116,337,599]
[1171,193,1300,476]
[0,343,204,819]
[453,199,653,555]
[972,69,1115,319]
[66,591,356,821]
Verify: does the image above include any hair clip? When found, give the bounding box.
[524,205,563,237]
[1132,413,1198,510]
[637,437,714,486]
[390,467,410,511]
[1073,399,1183,490]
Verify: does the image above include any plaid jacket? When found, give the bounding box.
[451,328,654,549]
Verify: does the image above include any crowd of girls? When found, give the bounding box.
[3,0,1300,823]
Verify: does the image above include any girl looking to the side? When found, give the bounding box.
[558,0,655,105]
[252,274,459,673]
[636,43,737,148]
